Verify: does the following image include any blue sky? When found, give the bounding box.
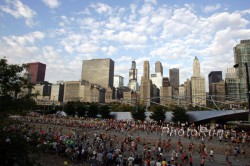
[1,0,250,90]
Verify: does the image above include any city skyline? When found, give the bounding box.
[1,0,250,89]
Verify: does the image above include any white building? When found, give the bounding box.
[113,75,124,88]
[191,57,206,106]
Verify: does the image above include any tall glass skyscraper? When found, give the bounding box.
[234,39,250,99]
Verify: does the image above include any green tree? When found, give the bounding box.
[172,106,189,123]
[74,101,86,117]
[87,103,99,118]
[64,101,75,115]
[0,59,38,165]
[150,105,166,123]
[0,58,35,114]
[99,104,111,119]
[131,105,146,121]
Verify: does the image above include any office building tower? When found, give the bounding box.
[128,61,139,92]
[234,39,250,99]
[140,61,152,105]
[113,75,124,88]
[184,79,192,106]
[225,67,239,101]
[151,61,163,103]
[191,57,206,106]
[208,71,223,95]
[211,81,226,102]
[160,77,172,105]
[27,62,46,83]
[81,58,114,89]
[169,68,179,98]
[155,61,163,75]
[151,61,163,89]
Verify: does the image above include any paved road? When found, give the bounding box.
[32,122,250,166]
[85,126,250,166]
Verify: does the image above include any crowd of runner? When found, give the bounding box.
[7,115,250,166]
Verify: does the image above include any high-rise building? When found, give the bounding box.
[151,61,163,89]
[151,61,163,103]
[155,61,163,76]
[140,61,152,105]
[184,79,192,106]
[113,75,124,88]
[81,58,114,89]
[225,67,239,101]
[128,61,139,92]
[169,68,179,98]
[208,71,223,95]
[160,77,172,105]
[191,57,206,106]
[27,62,46,83]
[234,39,250,99]
[211,81,226,102]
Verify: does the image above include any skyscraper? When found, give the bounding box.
[169,68,179,98]
[128,61,139,91]
[27,62,46,83]
[81,58,114,89]
[155,61,163,75]
[151,61,163,103]
[191,57,206,106]
[234,39,250,99]
[113,75,124,88]
[208,71,223,95]
[225,67,239,101]
[151,61,163,89]
[160,77,172,106]
[140,61,152,105]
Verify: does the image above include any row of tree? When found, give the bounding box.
[61,101,189,123]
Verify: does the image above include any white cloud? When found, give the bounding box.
[145,0,157,5]
[3,31,44,46]
[42,0,61,9]
[90,3,112,15]
[116,31,147,44]
[0,0,36,27]
[203,4,221,13]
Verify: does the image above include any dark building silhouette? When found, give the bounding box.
[27,62,46,84]
[208,71,223,95]
[169,68,179,98]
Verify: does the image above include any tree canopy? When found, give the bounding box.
[0,58,35,114]
[131,105,146,121]
[150,105,166,123]
[171,106,189,123]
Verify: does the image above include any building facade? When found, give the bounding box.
[191,57,206,106]
[234,39,250,99]
[169,68,179,98]
[128,61,139,92]
[225,67,239,101]
[27,62,46,84]
[208,71,223,95]
[81,58,114,89]
[160,77,172,105]
[113,75,124,88]
[140,61,152,105]
[50,82,64,102]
